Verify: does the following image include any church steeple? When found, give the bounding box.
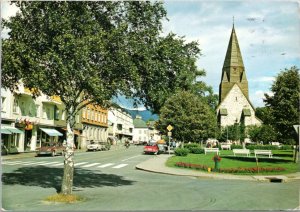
[219,24,249,103]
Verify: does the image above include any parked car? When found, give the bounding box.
[37,142,65,157]
[87,140,102,151]
[144,144,159,154]
[99,142,111,151]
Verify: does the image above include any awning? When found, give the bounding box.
[40,128,63,136]
[0,128,12,134]
[1,125,24,134]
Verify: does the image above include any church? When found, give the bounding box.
[217,24,262,128]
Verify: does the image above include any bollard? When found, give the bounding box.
[208,167,211,173]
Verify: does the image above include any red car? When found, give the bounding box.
[144,144,159,154]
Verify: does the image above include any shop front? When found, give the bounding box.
[1,124,24,154]
[37,127,63,148]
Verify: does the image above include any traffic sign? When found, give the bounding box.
[293,125,300,135]
[167,125,173,131]
[168,132,172,137]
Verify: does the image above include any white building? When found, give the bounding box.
[1,83,109,153]
[132,115,150,144]
[108,107,134,144]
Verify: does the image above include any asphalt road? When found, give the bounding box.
[2,145,299,211]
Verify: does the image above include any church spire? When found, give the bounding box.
[219,23,249,103]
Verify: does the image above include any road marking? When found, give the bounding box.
[2,161,26,165]
[22,161,56,166]
[98,163,114,168]
[35,161,62,166]
[121,155,142,162]
[112,164,128,169]
[81,163,101,168]
[74,162,88,167]
[50,162,63,167]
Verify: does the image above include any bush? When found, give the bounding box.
[231,145,243,149]
[246,145,279,150]
[280,145,293,150]
[174,148,190,156]
[189,147,204,154]
[184,143,200,151]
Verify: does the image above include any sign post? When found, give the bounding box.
[293,125,299,163]
[167,125,173,155]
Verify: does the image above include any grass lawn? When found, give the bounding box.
[166,150,299,175]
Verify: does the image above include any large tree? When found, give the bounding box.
[2,1,201,194]
[157,91,218,143]
[264,66,300,144]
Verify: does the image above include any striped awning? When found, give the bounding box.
[40,128,63,136]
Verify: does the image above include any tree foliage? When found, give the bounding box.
[157,91,217,142]
[247,124,277,144]
[219,124,245,142]
[2,1,203,194]
[264,66,300,144]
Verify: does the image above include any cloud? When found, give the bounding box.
[250,90,273,108]
[1,1,19,20]
[248,76,275,82]
[163,1,300,107]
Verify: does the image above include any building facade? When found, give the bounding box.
[1,84,109,153]
[216,24,262,127]
[107,107,133,144]
[132,115,150,144]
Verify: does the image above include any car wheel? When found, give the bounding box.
[52,151,56,157]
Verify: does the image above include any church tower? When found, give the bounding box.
[217,24,262,128]
[219,24,248,103]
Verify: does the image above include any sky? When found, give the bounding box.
[2,0,300,109]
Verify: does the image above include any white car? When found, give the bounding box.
[87,141,102,151]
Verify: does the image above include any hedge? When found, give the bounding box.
[189,147,204,154]
[174,148,190,156]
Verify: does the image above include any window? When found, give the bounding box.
[87,109,90,120]
[82,109,86,119]
[91,110,94,121]
[54,105,59,120]
[139,130,142,134]
[20,101,26,116]
[13,99,19,113]
[46,107,51,119]
[1,97,6,111]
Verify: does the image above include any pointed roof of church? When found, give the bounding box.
[223,24,244,69]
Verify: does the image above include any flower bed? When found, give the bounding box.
[175,162,285,173]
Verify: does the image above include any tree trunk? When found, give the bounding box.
[61,120,75,195]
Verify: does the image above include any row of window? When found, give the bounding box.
[2,97,81,122]
[85,126,107,141]
[82,108,107,124]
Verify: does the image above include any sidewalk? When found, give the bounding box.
[135,154,300,182]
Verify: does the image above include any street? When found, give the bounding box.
[2,146,299,211]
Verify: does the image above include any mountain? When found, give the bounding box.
[124,109,159,121]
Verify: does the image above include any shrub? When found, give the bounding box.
[184,143,200,151]
[174,148,189,156]
[175,162,286,173]
[189,147,204,154]
[246,145,279,150]
[231,145,243,149]
[280,145,293,150]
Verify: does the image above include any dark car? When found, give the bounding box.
[36,142,65,157]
